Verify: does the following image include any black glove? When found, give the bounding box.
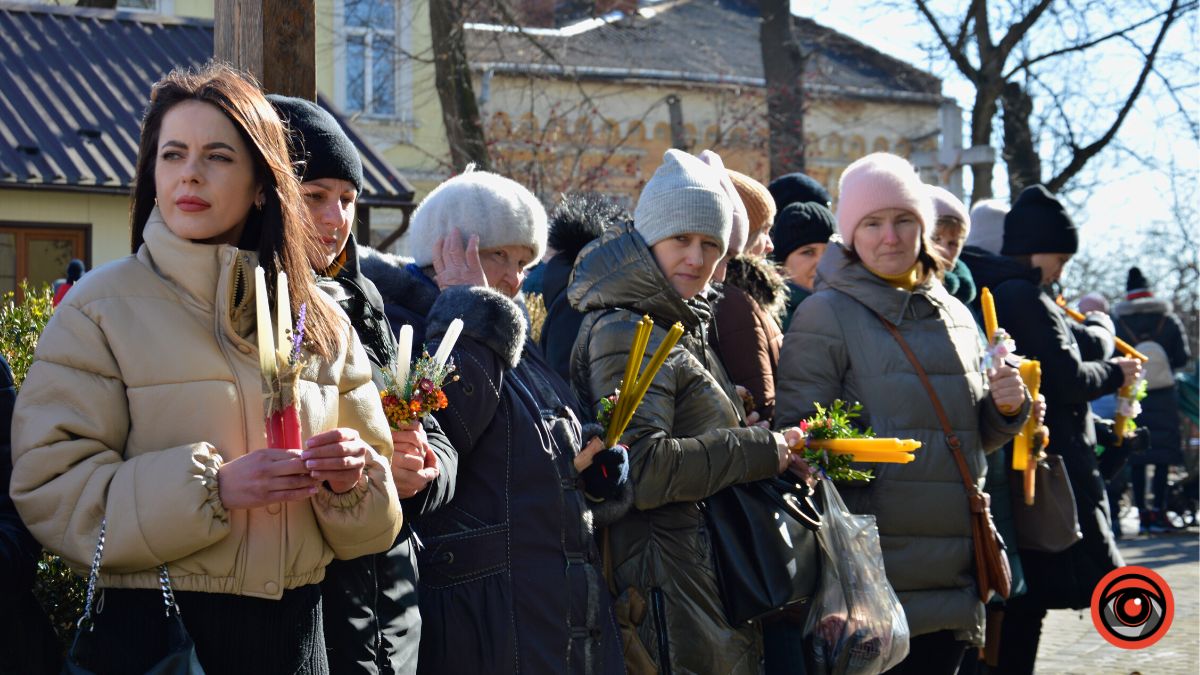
[580,446,629,500]
[578,424,629,501]
[1097,425,1150,481]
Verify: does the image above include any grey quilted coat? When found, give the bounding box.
[775,243,1028,646]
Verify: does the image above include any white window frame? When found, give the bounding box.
[334,0,413,124]
[116,0,168,12]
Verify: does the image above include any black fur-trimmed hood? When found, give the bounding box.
[358,245,526,368]
[724,255,789,319]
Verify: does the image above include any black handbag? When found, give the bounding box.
[702,476,822,625]
[62,519,205,675]
[1010,454,1083,553]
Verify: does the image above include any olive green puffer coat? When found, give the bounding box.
[569,223,782,675]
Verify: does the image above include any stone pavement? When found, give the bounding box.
[1033,513,1199,674]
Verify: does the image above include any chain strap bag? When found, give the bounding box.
[873,314,1012,604]
[62,518,205,675]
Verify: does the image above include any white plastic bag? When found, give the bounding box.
[803,481,910,675]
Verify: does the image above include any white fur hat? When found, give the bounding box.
[407,167,547,268]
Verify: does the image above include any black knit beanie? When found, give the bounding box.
[770,202,836,264]
[267,95,363,191]
[1001,184,1078,255]
[1126,267,1152,295]
[767,172,832,210]
[66,259,85,282]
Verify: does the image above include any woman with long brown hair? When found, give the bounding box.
[10,64,401,674]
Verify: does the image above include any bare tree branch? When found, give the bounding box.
[914,0,980,81]
[1002,1,1197,79]
[1046,0,1184,192]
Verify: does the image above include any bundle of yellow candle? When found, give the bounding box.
[599,316,684,448]
[1056,295,1149,445]
[1013,360,1052,504]
[794,400,922,482]
[254,267,308,449]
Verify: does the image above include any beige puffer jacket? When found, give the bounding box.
[11,210,401,600]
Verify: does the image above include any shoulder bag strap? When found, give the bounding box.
[870,311,979,499]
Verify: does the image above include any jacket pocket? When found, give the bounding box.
[415,523,508,589]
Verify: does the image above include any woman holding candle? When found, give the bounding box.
[270,95,458,675]
[9,65,402,674]
[570,149,808,675]
[359,168,626,674]
[775,153,1031,673]
[964,184,1142,674]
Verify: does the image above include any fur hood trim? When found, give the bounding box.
[724,255,788,319]
[1113,295,1173,317]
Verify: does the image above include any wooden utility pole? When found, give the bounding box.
[214,0,316,100]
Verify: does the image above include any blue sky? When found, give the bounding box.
[794,0,1197,258]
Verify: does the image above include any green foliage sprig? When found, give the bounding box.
[801,400,876,483]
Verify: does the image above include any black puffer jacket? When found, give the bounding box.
[1113,295,1190,465]
[965,247,1126,610]
[360,250,626,675]
[317,235,458,675]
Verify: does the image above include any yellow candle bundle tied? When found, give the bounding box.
[1012,360,1042,472]
[603,317,684,447]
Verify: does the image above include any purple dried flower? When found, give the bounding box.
[291,302,307,363]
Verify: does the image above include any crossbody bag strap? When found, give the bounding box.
[871,311,979,500]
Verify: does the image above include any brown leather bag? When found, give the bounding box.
[874,313,1013,604]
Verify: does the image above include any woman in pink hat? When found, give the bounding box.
[776,153,1034,672]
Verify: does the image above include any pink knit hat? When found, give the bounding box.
[835,153,934,249]
[927,184,970,232]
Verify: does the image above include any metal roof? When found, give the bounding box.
[0,2,413,207]
[466,0,944,103]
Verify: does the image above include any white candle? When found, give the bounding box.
[275,271,291,364]
[394,324,413,391]
[432,318,463,368]
[254,266,277,378]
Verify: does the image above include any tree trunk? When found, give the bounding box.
[1001,82,1041,196]
[968,84,1000,203]
[429,0,490,171]
[759,0,806,178]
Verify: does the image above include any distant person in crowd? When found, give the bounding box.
[1,354,63,674]
[270,94,458,675]
[571,149,808,675]
[776,152,1031,674]
[1113,266,1191,533]
[770,201,837,330]
[51,258,85,307]
[927,184,976,305]
[965,184,1141,674]
[1077,292,1110,314]
[965,199,1009,255]
[362,168,627,674]
[712,164,787,424]
[11,64,401,674]
[767,171,833,211]
[539,193,628,382]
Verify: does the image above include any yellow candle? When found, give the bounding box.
[1056,296,1148,361]
[1013,360,1041,471]
[981,287,998,342]
[254,266,277,379]
[275,271,291,364]
[842,450,917,464]
[611,322,684,442]
[805,437,922,454]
